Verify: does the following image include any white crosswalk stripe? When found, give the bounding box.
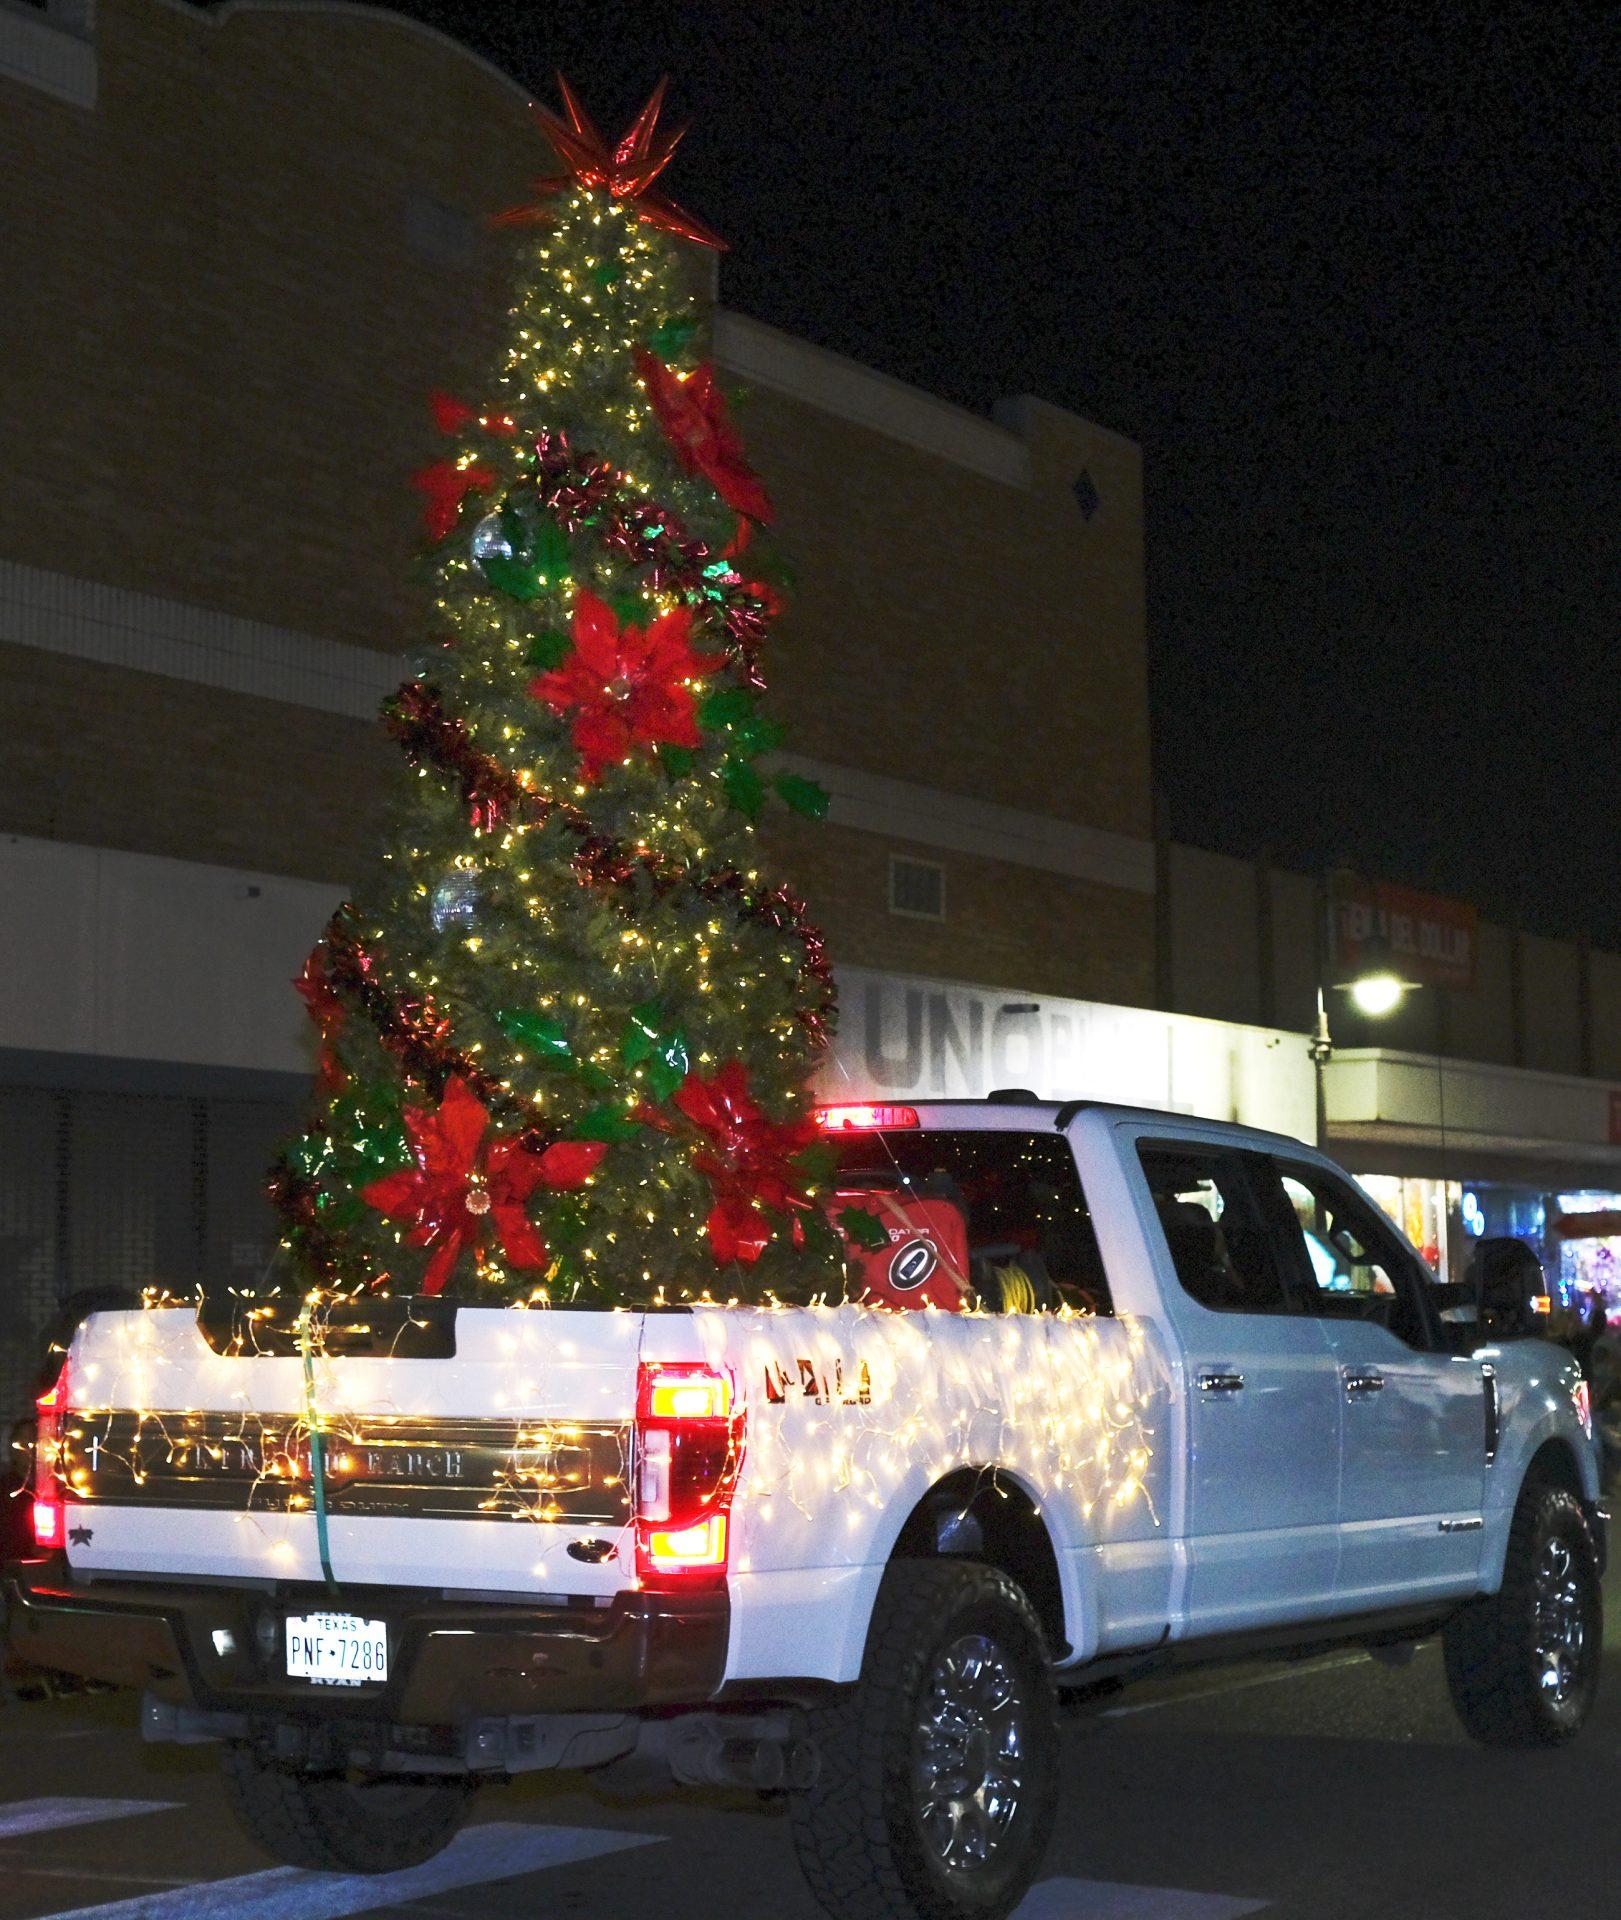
[0,1796,1268,1919]
[1015,1879,1267,1918]
[26,1820,659,1920]
[0,1799,181,1841]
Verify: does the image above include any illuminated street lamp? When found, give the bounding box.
[1311,939,1418,1146]
[1347,967,1406,1018]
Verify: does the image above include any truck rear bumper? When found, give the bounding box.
[2,1560,728,1725]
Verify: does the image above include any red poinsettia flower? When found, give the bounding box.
[295,951,347,1094]
[360,1076,607,1294]
[530,589,722,783]
[411,459,496,540]
[673,1061,819,1265]
[633,348,774,526]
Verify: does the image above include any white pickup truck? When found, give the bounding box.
[6,1097,1605,1920]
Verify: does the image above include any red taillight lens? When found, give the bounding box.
[634,1362,743,1585]
[31,1499,63,1551]
[32,1359,69,1552]
[814,1103,920,1132]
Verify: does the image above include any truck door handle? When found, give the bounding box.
[1344,1369,1385,1396]
[1198,1371,1245,1393]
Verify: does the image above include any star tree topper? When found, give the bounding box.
[496,74,726,251]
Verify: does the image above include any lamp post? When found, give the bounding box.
[1311,943,1417,1149]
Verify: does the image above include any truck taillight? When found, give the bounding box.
[32,1359,68,1552]
[815,1103,920,1132]
[634,1361,743,1586]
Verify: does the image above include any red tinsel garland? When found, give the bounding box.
[532,432,777,687]
[382,680,835,1041]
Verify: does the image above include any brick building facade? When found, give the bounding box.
[0,0,1155,1397]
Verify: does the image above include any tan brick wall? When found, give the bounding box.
[754,391,1149,839]
[0,642,388,880]
[2,0,1155,1007]
[761,817,1155,1010]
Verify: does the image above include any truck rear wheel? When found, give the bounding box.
[220,1741,474,1873]
[1443,1478,1602,1747]
[790,1559,1058,1920]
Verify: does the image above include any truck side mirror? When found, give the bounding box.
[1469,1236,1550,1339]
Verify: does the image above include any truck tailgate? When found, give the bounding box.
[58,1306,645,1598]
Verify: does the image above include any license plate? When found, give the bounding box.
[284,1612,389,1687]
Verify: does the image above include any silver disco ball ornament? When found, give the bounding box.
[431,872,480,932]
[469,512,512,566]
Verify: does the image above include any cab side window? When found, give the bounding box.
[1138,1146,1295,1315]
[1272,1164,1434,1349]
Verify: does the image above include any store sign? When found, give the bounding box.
[1331,875,1477,992]
[820,966,1316,1143]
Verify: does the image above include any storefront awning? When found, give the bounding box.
[1324,1048,1621,1185]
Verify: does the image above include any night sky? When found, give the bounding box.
[388,2,1616,941]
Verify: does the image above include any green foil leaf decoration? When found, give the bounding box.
[480,555,542,601]
[547,1196,589,1246]
[698,686,756,730]
[353,1124,409,1178]
[533,519,572,579]
[649,314,698,357]
[721,758,765,817]
[623,1001,690,1103]
[495,1009,573,1060]
[775,773,830,819]
[525,629,572,671]
[658,744,697,779]
[731,712,785,757]
[498,499,529,553]
[577,1105,644,1145]
[285,1133,330,1180]
[837,1206,890,1252]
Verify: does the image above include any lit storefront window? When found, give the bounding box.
[1359,1175,1461,1283]
[1554,1194,1621,1309]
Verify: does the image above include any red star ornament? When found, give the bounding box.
[530,588,722,783]
[673,1061,819,1265]
[360,1076,607,1294]
[495,75,725,252]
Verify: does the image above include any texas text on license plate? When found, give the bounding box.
[284,1612,389,1686]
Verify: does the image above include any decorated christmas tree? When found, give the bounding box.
[269,81,841,1308]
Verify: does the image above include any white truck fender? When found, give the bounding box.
[1478,1346,1600,1591]
[837,1460,1095,1675]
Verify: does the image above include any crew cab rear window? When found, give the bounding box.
[828,1130,1111,1315]
[1138,1145,1295,1315]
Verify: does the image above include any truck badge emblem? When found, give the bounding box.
[889,1239,937,1290]
[68,1525,94,1546]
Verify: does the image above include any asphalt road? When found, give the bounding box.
[3,1572,1619,1920]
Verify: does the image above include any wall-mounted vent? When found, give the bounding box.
[889,855,946,922]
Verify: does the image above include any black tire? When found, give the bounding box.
[220,1741,474,1872]
[790,1559,1058,1920]
[1443,1478,1603,1748]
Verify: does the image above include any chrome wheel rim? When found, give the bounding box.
[1532,1532,1589,1711]
[914,1632,1027,1873]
